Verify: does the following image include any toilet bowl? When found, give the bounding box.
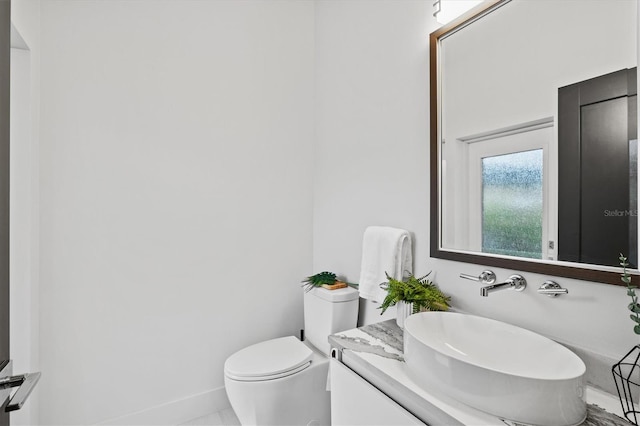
[224,336,330,426]
[224,286,359,425]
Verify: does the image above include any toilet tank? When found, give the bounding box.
[303,286,359,355]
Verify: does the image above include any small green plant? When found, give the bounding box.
[301,271,359,292]
[301,271,338,292]
[619,254,640,335]
[379,272,450,315]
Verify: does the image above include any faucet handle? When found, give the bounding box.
[508,274,527,291]
[460,270,496,284]
[537,280,568,297]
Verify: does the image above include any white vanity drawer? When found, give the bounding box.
[330,358,425,426]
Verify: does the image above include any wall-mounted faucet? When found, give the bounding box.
[480,274,526,297]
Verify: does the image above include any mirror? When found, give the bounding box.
[430,0,638,285]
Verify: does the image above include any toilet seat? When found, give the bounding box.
[224,336,313,382]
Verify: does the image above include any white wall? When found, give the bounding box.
[38,1,314,424]
[314,0,431,325]
[9,0,41,424]
[313,0,638,375]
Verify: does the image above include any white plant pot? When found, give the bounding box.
[396,301,414,328]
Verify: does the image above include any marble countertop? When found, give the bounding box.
[329,320,630,426]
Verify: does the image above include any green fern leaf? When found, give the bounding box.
[379,271,450,315]
[301,271,338,292]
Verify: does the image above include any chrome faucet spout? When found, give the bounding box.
[480,274,526,297]
[480,281,511,297]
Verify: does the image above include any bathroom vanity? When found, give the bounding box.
[328,319,629,426]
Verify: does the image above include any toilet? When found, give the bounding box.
[224,286,359,425]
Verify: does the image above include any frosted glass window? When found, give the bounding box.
[482,149,543,259]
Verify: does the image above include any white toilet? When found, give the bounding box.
[224,286,359,425]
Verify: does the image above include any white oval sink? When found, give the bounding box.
[404,312,586,425]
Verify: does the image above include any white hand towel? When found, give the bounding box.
[358,226,413,303]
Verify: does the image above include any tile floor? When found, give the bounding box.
[180,407,240,426]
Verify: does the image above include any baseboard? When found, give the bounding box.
[97,387,230,426]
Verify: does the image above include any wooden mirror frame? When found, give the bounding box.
[429,0,630,286]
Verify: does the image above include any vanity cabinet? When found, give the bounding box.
[330,359,424,426]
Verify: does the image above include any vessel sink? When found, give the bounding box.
[404,312,586,426]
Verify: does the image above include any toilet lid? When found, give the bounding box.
[224,336,313,381]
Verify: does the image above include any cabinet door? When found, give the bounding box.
[330,359,425,426]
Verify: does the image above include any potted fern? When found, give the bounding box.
[379,272,450,328]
